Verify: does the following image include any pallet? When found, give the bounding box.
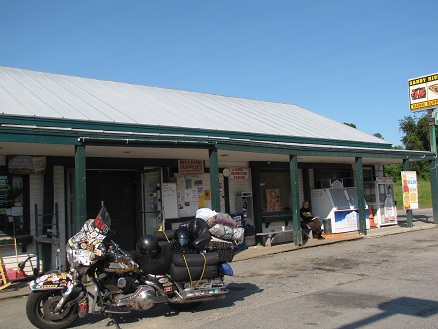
[0,250,11,290]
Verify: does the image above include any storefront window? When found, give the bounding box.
[259,171,291,213]
[314,167,354,188]
[0,173,29,235]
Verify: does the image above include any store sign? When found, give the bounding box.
[401,171,418,210]
[8,156,46,174]
[408,72,438,112]
[230,167,249,180]
[178,159,204,174]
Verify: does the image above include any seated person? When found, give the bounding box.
[300,200,325,240]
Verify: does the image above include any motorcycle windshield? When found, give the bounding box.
[93,206,111,234]
[67,206,112,267]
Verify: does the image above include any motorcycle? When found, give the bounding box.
[26,206,232,329]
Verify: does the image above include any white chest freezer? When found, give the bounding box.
[310,188,369,234]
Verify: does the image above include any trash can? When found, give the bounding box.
[323,218,332,234]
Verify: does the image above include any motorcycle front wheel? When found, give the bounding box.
[26,290,79,329]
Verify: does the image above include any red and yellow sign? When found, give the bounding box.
[178,159,204,174]
[409,73,438,112]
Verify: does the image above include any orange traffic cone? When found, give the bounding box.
[368,206,375,228]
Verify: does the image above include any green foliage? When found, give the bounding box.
[343,122,357,128]
[373,132,383,139]
[394,179,431,210]
[384,163,403,182]
[383,114,431,183]
[399,114,430,151]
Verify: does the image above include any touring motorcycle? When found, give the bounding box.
[26,206,231,329]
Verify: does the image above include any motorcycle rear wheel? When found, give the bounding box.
[168,302,202,312]
[26,290,79,329]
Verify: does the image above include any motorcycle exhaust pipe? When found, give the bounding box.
[173,294,226,304]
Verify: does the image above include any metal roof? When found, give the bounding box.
[0,66,390,147]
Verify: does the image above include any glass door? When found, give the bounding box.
[141,168,163,235]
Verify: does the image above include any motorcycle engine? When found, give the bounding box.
[113,285,157,311]
[99,272,136,293]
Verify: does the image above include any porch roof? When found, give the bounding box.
[0,66,390,149]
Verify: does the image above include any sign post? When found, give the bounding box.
[409,73,438,224]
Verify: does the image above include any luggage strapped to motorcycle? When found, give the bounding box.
[161,231,171,244]
[182,253,206,289]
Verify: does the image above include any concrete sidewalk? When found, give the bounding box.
[1,208,435,301]
[233,207,436,261]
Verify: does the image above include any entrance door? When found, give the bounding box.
[141,168,163,235]
[87,171,137,250]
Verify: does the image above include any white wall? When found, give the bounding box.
[228,176,252,214]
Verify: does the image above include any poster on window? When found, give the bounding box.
[0,175,9,208]
[266,188,281,212]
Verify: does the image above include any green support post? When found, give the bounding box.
[431,122,438,224]
[289,154,301,246]
[403,159,413,228]
[75,144,87,232]
[209,148,221,212]
[429,159,438,224]
[355,157,366,235]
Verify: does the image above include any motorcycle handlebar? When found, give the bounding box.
[110,240,130,257]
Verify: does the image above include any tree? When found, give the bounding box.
[373,133,383,139]
[399,114,430,151]
[395,114,431,181]
[344,122,356,128]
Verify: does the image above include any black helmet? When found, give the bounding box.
[173,227,193,252]
[136,234,161,259]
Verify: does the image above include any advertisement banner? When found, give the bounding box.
[401,171,418,210]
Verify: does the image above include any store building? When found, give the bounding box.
[0,66,436,272]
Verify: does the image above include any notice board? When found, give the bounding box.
[162,183,178,219]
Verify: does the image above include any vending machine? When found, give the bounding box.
[236,192,255,246]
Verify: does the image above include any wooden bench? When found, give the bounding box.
[256,229,294,247]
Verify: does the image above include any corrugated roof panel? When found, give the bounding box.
[0,68,60,117]
[0,67,390,146]
[133,86,210,126]
[101,82,183,126]
[20,70,92,120]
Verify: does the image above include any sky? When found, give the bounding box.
[0,0,436,147]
